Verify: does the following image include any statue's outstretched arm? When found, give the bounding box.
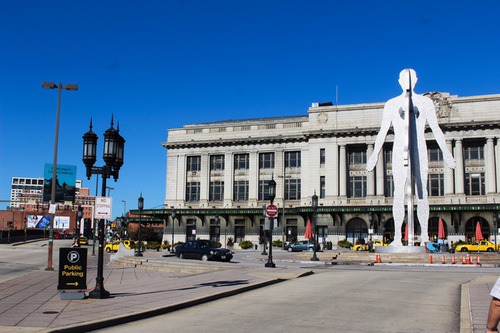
[426,103,456,169]
[366,106,392,171]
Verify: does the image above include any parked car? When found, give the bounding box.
[455,240,499,252]
[104,240,135,252]
[352,240,389,251]
[78,236,88,245]
[175,239,233,262]
[53,233,62,239]
[284,240,320,252]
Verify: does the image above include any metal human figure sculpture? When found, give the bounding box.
[366,69,455,247]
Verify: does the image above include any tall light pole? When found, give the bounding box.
[42,81,78,270]
[136,193,144,257]
[265,178,276,268]
[83,117,125,299]
[311,192,319,261]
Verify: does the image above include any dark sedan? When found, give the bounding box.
[175,240,233,262]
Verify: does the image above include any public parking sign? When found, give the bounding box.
[265,204,279,218]
[58,247,87,290]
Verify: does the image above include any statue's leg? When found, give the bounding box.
[391,185,405,247]
[417,198,429,244]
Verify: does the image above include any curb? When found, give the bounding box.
[460,283,471,333]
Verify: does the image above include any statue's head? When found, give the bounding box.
[398,68,417,91]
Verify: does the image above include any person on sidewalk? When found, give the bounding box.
[486,277,500,333]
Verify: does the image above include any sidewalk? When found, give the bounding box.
[0,250,311,333]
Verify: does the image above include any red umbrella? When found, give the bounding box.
[475,222,484,241]
[404,223,408,242]
[438,218,446,239]
[305,220,313,239]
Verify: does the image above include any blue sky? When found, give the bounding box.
[1,0,500,217]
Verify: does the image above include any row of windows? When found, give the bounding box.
[187,172,486,202]
[12,178,44,185]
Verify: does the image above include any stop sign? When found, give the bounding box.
[266,204,279,217]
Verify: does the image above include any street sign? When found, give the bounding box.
[94,196,112,219]
[265,204,279,218]
[58,247,87,290]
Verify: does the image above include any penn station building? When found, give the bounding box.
[136,92,500,250]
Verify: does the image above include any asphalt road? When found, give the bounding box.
[0,239,74,283]
[91,266,486,333]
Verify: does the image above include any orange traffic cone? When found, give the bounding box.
[462,256,466,265]
[389,256,392,264]
[442,255,446,264]
[476,256,481,265]
[429,255,433,264]
[452,255,456,265]
[374,254,382,263]
[466,254,472,265]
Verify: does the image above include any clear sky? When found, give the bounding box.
[1,0,500,217]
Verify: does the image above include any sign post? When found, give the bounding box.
[58,247,87,299]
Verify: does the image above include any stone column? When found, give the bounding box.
[496,137,500,193]
[224,152,233,205]
[339,145,347,196]
[444,140,455,195]
[199,153,209,203]
[375,148,385,196]
[329,143,339,197]
[367,144,375,196]
[486,137,496,194]
[248,151,259,202]
[454,139,464,194]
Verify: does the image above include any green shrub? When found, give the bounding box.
[145,241,161,250]
[238,240,254,249]
[161,241,171,250]
[227,237,234,246]
[338,239,353,248]
[173,241,184,249]
[272,239,283,248]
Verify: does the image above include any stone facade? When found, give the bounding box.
[148,92,500,249]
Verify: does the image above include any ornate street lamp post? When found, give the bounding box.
[82,117,125,299]
[136,194,144,256]
[311,192,319,261]
[265,178,276,268]
[76,205,83,240]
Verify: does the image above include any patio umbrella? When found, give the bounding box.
[438,218,446,239]
[404,223,408,242]
[475,221,484,241]
[305,220,313,240]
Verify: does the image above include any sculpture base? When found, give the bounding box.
[376,246,427,254]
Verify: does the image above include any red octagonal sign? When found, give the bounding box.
[266,204,279,217]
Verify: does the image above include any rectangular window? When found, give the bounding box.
[285,151,301,168]
[210,155,224,171]
[464,145,484,161]
[209,225,220,242]
[235,225,245,243]
[233,181,249,201]
[349,176,367,198]
[385,175,394,197]
[187,156,201,172]
[285,179,301,200]
[428,174,444,196]
[465,173,485,195]
[258,180,270,201]
[185,182,200,201]
[320,176,326,199]
[320,148,326,166]
[384,147,392,164]
[209,181,224,201]
[259,153,275,169]
[349,149,366,165]
[428,147,443,162]
[234,154,249,170]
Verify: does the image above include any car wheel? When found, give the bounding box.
[179,253,185,259]
[487,248,494,252]
[308,247,313,252]
[105,248,111,253]
[287,247,293,252]
[201,254,209,261]
[460,248,468,252]
[356,247,362,251]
